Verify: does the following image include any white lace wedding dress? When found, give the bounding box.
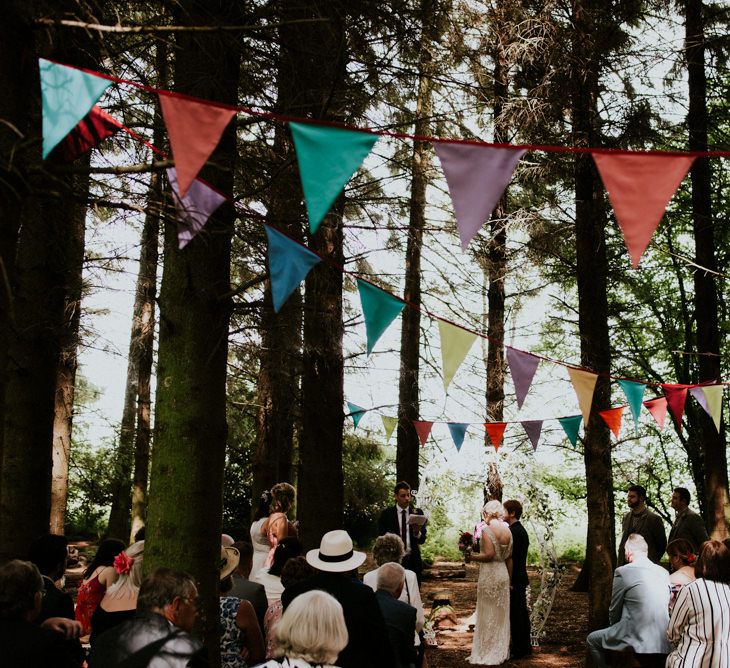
[469,525,512,665]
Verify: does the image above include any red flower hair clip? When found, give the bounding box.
[114,552,135,574]
[686,553,696,565]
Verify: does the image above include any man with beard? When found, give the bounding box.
[617,485,666,566]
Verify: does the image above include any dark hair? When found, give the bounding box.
[628,485,647,500]
[281,556,316,589]
[28,534,68,577]
[254,491,273,521]
[83,539,126,579]
[695,540,730,584]
[269,537,303,577]
[503,500,523,520]
[134,526,146,542]
[667,538,696,565]
[270,483,296,514]
[233,540,253,562]
[220,575,233,594]
[137,568,197,612]
[673,487,691,505]
[394,481,411,495]
[0,560,43,619]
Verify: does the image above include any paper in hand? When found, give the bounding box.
[408,514,428,527]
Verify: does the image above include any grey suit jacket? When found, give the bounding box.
[667,508,708,552]
[600,559,673,654]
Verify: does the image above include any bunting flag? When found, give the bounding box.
[662,384,689,430]
[346,402,367,429]
[40,59,112,158]
[434,143,526,250]
[643,397,668,430]
[289,122,379,234]
[599,406,625,439]
[438,321,477,390]
[357,280,405,355]
[381,416,398,442]
[702,385,724,432]
[506,347,540,409]
[592,152,694,268]
[168,168,226,249]
[618,379,645,430]
[521,420,543,451]
[689,386,709,413]
[484,422,507,451]
[264,225,321,312]
[567,368,598,425]
[558,415,582,447]
[413,420,434,447]
[447,423,469,451]
[159,93,236,197]
[51,105,123,163]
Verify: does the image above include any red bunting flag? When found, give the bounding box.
[484,422,507,451]
[412,421,434,447]
[598,406,625,439]
[592,152,694,268]
[159,94,236,197]
[643,397,668,430]
[662,384,689,430]
[51,105,123,163]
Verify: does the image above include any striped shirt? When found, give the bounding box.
[666,578,730,668]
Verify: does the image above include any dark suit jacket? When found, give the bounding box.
[378,506,427,575]
[375,590,417,668]
[509,521,530,589]
[667,508,709,552]
[618,509,667,565]
[0,618,80,668]
[229,574,268,631]
[281,572,396,668]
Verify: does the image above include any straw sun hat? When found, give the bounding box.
[306,530,366,573]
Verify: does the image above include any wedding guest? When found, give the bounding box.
[666,538,697,612]
[617,485,666,565]
[504,499,532,660]
[667,487,708,552]
[28,533,75,623]
[230,540,268,631]
[254,537,303,605]
[375,563,417,668]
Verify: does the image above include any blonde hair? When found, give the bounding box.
[105,540,144,599]
[482,500,505,521]
[276,590,348,663]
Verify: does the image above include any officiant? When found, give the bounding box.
[378,481,428,583]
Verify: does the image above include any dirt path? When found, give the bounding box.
[421,563,587,667]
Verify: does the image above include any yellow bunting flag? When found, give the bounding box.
[567,367,599,425]
[702,385,724,432]
[381,416,398,443]
[438,321,477,391]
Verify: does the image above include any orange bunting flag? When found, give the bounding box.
[567,367,599,425]
[643,397,668,430]
[592,152,694,268]
[412,421,434,447]
[662,384,689,430]
[159,94,236,197]
[598,406,625,439]
[484,422,507,451]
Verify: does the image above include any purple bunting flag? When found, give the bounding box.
[506,347,540,409]
[689,386,709,414]
[521,420,543,451]
[167,167,226,249]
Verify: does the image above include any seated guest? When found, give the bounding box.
[666,538,697,613]
[666,540,730,668]
[0,559,82,668]
[586,534,672,667]
[89,540,144,644]
[230,540,268,632]
[257,590,348,668]
[375,563,417,668]
[87,567,207,667]
[254,537,303,605]
[75,538,125,636]
[281,529,396,668]
[219,544,265,667]
[28,533,75,622]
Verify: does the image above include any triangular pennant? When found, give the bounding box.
[598,406,625,439]
[167,168,226,249]
[264,225,321,312]
[521,420,543,451]
[702,385,724,432]
[51,105,123,163]
[346,402,367,429]
[643,397,668,431]
[434,143,526,250]
[413,421,434,447]
[558,415,582,447]
[506,347,540,409]
[381,416,398,443]
[447,423,469,452]
[689,386,709,414]
[357,280,405,355]
[618,380,645,430]
[289,122,378,233]
[592,152,694,268]
[159,93,236,197]
[438,321,477,390]
[567,368,598,425]
[484,422,507,451]
[662,384,689,430]
[40,59,112,158]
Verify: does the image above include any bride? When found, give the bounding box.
[466,500,513,665]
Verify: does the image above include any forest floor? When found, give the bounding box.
[422,561,587,668]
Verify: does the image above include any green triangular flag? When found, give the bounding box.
[346,402,367,429]
[381,416,398,442]
[40,59,112,158]
[618,380,645,430]
[357,279,405,355]
[290,122,378,233]
[558,415,582,447]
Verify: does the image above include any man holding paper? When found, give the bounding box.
[378,481,428,583]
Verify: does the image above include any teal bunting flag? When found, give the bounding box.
[447,423,469,451]
[618,379,645,430]
[265,225,321,312]
[346,402,367,429]
[40,59,112,158]
[357,280,405,355]
[558,415,582,447]
[289,122,379,233]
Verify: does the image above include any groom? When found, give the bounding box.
[504,499,531,660]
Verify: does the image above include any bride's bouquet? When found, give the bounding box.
[458,531,474,554]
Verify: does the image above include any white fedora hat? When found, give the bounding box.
[306,530,366,573]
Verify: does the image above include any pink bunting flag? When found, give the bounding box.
[413,421,434,447]
[598,406,624,439]
[506,347,540,409]
[662,384,689,430]
[592,152,694,268]
[434,142,525,250]
[484,422,507,452]
[167,168,226,249]
[159,93,236,197]
[643,397,668,431]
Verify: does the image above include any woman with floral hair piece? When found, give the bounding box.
[667,538,697,613]
[251,483,298,576]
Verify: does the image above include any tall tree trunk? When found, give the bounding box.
[143,2,241,664]
[685,0,730,539]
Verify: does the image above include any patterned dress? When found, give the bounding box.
[220,596,247,668]
[75,571,106,635]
